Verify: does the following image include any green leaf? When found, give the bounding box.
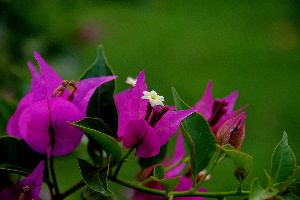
[153,165,165,180]
[81,188,113,200]
[222,144,253,181]
[78,158,112,197]
[160,177,181,194]
[270,132,296,183]
[279,194,300,200]
[138,144,168,169]
[249,178,278,200]
[75,117,114,136]
[172,88,216,181]
[71,121,122,162]
[80,45,118,134]
[0,136,45,176]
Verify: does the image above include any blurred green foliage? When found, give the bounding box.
[1,0,299,199]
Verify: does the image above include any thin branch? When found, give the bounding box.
[60,180,85,199]
[108,176,250,198]
[113,147,135,178]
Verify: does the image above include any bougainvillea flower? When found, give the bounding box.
[216,112,246,149]
[0,161,44,200]
[134,133,206,200]
[194,81,239,134]
[114,71,194,158]
[7,52,116,156]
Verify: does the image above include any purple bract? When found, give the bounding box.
[7,52,116,156]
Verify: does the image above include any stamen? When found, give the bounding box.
[22,186,30,193]
[125,76,137,87]
[18,186,30,200]
[52,80,77,101]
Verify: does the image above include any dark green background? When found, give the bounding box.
[0,1,299,199]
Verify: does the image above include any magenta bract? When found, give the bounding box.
[7,52,116,156]
[114,71,194,158]
[0,161,44,200]
[134,133,206,200]
[194,81,239,134]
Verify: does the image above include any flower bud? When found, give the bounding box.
[216,112,246,149]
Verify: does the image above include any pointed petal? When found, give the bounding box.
[73,76,116,112]
[17,161,44,199]
[212,91,239,132]
[194,81,214,120]
[155,108,195,146]
[114,89,130,137]
[34,51,62,98]
[27,61,40,90]
[7,62,42,138]
[114,71,148,137]
[122,120,160,158]
[221,90,239,113]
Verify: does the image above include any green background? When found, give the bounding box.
[0,0,299,199]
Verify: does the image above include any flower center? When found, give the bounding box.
[141,90,164,107]
[52,80,77,101]
[125,76,137,87]
[208,100,228,127]
[141,90,167,127]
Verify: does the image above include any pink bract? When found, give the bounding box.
[0,161,44,200]
[7,52,116,156]
[114,71,194,158]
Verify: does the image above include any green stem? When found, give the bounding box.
[140,176,154,185]
[60,180,85,199]
[196,151,226,190]
[168,194,174,200]
[165,156,189,172]
[108,176,250,198]
[50,156,61,199]
[113,147,135,178]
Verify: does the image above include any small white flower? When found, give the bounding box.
[125,76,137,87]
[141,90,164,107]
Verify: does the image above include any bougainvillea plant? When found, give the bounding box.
[0,46,298,200]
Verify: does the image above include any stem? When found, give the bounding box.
[165,156,189,172]
[50,156,61,199]
[46,181,55,199]
[196,151,226,190]
[140,176,154,185]
[45,159,55,199]
[60,181,85,199]
[113,147,135,178]
[168,194,174,200]
[108,176,250,198]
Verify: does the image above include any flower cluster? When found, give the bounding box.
[1,50,251,200]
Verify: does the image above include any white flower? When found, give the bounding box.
[141,90,164,107]
[125,76,137,87]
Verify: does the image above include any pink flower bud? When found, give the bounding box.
[216,112,246,149]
